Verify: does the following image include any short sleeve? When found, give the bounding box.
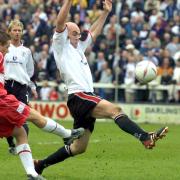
[52,27,68,68]
[52,27,68,51]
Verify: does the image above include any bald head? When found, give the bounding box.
[66,22,80,33]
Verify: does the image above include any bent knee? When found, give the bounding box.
[70,143,88,155]
[110,106,123,119]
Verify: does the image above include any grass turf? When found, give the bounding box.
[0,121,179,180]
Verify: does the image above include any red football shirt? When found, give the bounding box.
[0,52,4,74]
[0,52,7,96]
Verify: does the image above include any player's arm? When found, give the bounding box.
[26,49,34,78]
[56,0,73,32]
[26,50,38,98]
[89,0,112,41]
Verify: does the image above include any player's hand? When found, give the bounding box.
[103,0,112,12]
[31,89,38,99]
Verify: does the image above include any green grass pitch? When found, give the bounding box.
[0,121,180,180]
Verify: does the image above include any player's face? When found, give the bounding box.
[0,40,10,56]
[9,25,23,41]
[69,30,81,48]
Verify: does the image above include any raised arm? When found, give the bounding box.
[90,0,112,41]
[56,0,73,32]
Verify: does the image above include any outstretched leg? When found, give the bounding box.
[27,108,84,144]
[91,99,168,149]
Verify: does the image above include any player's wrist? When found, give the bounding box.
[102,10,110,16]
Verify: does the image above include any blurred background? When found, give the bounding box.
[0,0,180,104]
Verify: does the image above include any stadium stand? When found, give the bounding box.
[0,0,179,103]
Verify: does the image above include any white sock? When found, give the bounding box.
[42,117,71,138]
[16,144,38,177]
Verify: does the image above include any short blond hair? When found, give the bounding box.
[7,20,24,32]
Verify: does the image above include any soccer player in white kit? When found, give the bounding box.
[4,20,37,154]
[34,0,168,175]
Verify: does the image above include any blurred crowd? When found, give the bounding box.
[0,0,180,103]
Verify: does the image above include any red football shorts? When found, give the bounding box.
[0,94,30,138]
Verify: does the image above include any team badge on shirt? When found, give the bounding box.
[13,56,17,61]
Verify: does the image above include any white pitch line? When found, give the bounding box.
[37,139,101,145]
[38,141,61,145]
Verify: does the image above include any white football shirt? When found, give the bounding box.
[4,44,35,88]
[52,27,94,94]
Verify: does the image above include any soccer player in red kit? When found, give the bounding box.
[0,30,84,180]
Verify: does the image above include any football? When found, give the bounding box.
[135,60,157,84]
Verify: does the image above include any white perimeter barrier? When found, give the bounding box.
[37,81,180,102]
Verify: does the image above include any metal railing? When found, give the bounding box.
[36,81,180,102]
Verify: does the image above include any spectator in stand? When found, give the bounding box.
[46,54,58,81]
[161,49,175,68]
[0,0,8,21]
[124,53,136,103]
[94,51,107,82]
[162,32,171,48]
[87,3,101,23]
[152,16,167,39]
[112,49,127,87]
[139,23,150,40]
[10,0,22,13]
[98,62,113,99]
[23,25,36,47]
[39,81,52,101]
[166,36,180,58]
[157,57,174,102]
[159,0,169,12]
[36,50,49,81]
[172,58,180,102]
[118,27,127,48]
[18,6,32,25]
[83,16,92,29]
[121,17,132,38]
[103,14,121,36]
[171,14,180,36]
[119,3,131,18]
[131,7,145,23]
[125,43,140,62]
[106,31,116,54]
[148,9,162,28]
[144,0,160,17]
[73,13,81,26]
[143,49,159,66]
[131,30,141,49]
[85,45,96,72]
[31,13,48,37]
[165,0,178,20]
[2,4,15,20]
[145,30,161,49]
[78,0,88,23]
